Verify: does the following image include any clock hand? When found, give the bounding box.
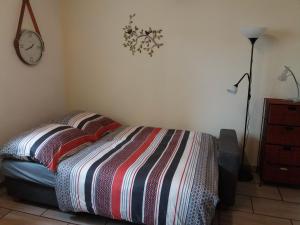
[25,44,34,51]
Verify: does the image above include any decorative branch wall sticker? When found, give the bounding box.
[122,14,164,57]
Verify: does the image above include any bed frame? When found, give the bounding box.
[4,129,241,207]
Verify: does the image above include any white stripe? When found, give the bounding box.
[164,132,195,225]
[68,112,97,128]
[81,116,104,130]
[18,124,63,157]
[171,133,200,225]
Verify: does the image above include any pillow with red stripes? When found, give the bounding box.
[59,112,122,141]
[0,124,91,172]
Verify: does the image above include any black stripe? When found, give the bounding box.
[85,126,143,214]
[30,126,71,157]
[158,131,190,225]
[77,114,101,129]
[131,129,175,223]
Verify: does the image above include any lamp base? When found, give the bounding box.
[238,166,253,182]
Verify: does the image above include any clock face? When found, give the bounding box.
[17,30,44,65]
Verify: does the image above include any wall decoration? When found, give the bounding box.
[122,14,164,57]
[14,0,45,66]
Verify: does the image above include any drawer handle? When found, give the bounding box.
[288,106,297,111]
[279,167,288,171]
[285,126,294,131]
[283,145,292,151]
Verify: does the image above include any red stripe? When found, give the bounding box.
[143,130,182,225]
[92,122,121,141]
[76,128,132,210]
[111,128,161,219]
[48,135,90,171]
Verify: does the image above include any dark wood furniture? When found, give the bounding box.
[259,98,300,185]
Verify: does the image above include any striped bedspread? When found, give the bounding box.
[56,126,219,225]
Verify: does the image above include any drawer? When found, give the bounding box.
[262,162,300,185]
[264,145,300,166]
[268,104,300,126]
[266,125,300,146]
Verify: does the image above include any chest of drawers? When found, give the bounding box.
[259,98,300,185]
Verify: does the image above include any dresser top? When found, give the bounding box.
[265,98,300,106]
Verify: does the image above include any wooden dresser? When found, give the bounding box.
[259,98,300,185]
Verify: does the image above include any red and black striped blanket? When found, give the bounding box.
[56,126,219,225]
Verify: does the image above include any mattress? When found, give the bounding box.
[56,126,219,225]
[0,127,126,189]
[1,160,55,187]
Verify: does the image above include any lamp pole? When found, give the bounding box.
[239,38,257,181]
[228,27,266,181]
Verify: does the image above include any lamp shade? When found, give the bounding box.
[240,27,266,39]
[277,65,300,102]
[227,85,238,94]
[278,66,289,81]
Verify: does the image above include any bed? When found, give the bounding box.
[0,115,240,225]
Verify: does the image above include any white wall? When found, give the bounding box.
[0,0,66,145]
[62,0,300,166]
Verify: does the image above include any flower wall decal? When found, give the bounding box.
[123,14,164,57]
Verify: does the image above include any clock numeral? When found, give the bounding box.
[16,31,43,65]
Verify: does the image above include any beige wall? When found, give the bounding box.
[62,0,300,166]
[0,0,66,145]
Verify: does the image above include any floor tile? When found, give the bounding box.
[212,217,219,225]
[0,187,7,196]
[279,187,300,203]
[0,207,10,218]
[220,210,291,225]
[0,211,67,225]
[42,209,106,225]
[229,195,253,213]
[293,221,300,225]
[211,210,219,225]
[252,197,300,220]
[252,172,260,184]
[237,182,281,200]
[0,195,46,215]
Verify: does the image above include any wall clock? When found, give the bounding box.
[14,0,44,66]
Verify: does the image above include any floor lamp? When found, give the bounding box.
[228,27,266,181]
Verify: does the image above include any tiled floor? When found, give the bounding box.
[217,173,300,225]
[0,174,299,225]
